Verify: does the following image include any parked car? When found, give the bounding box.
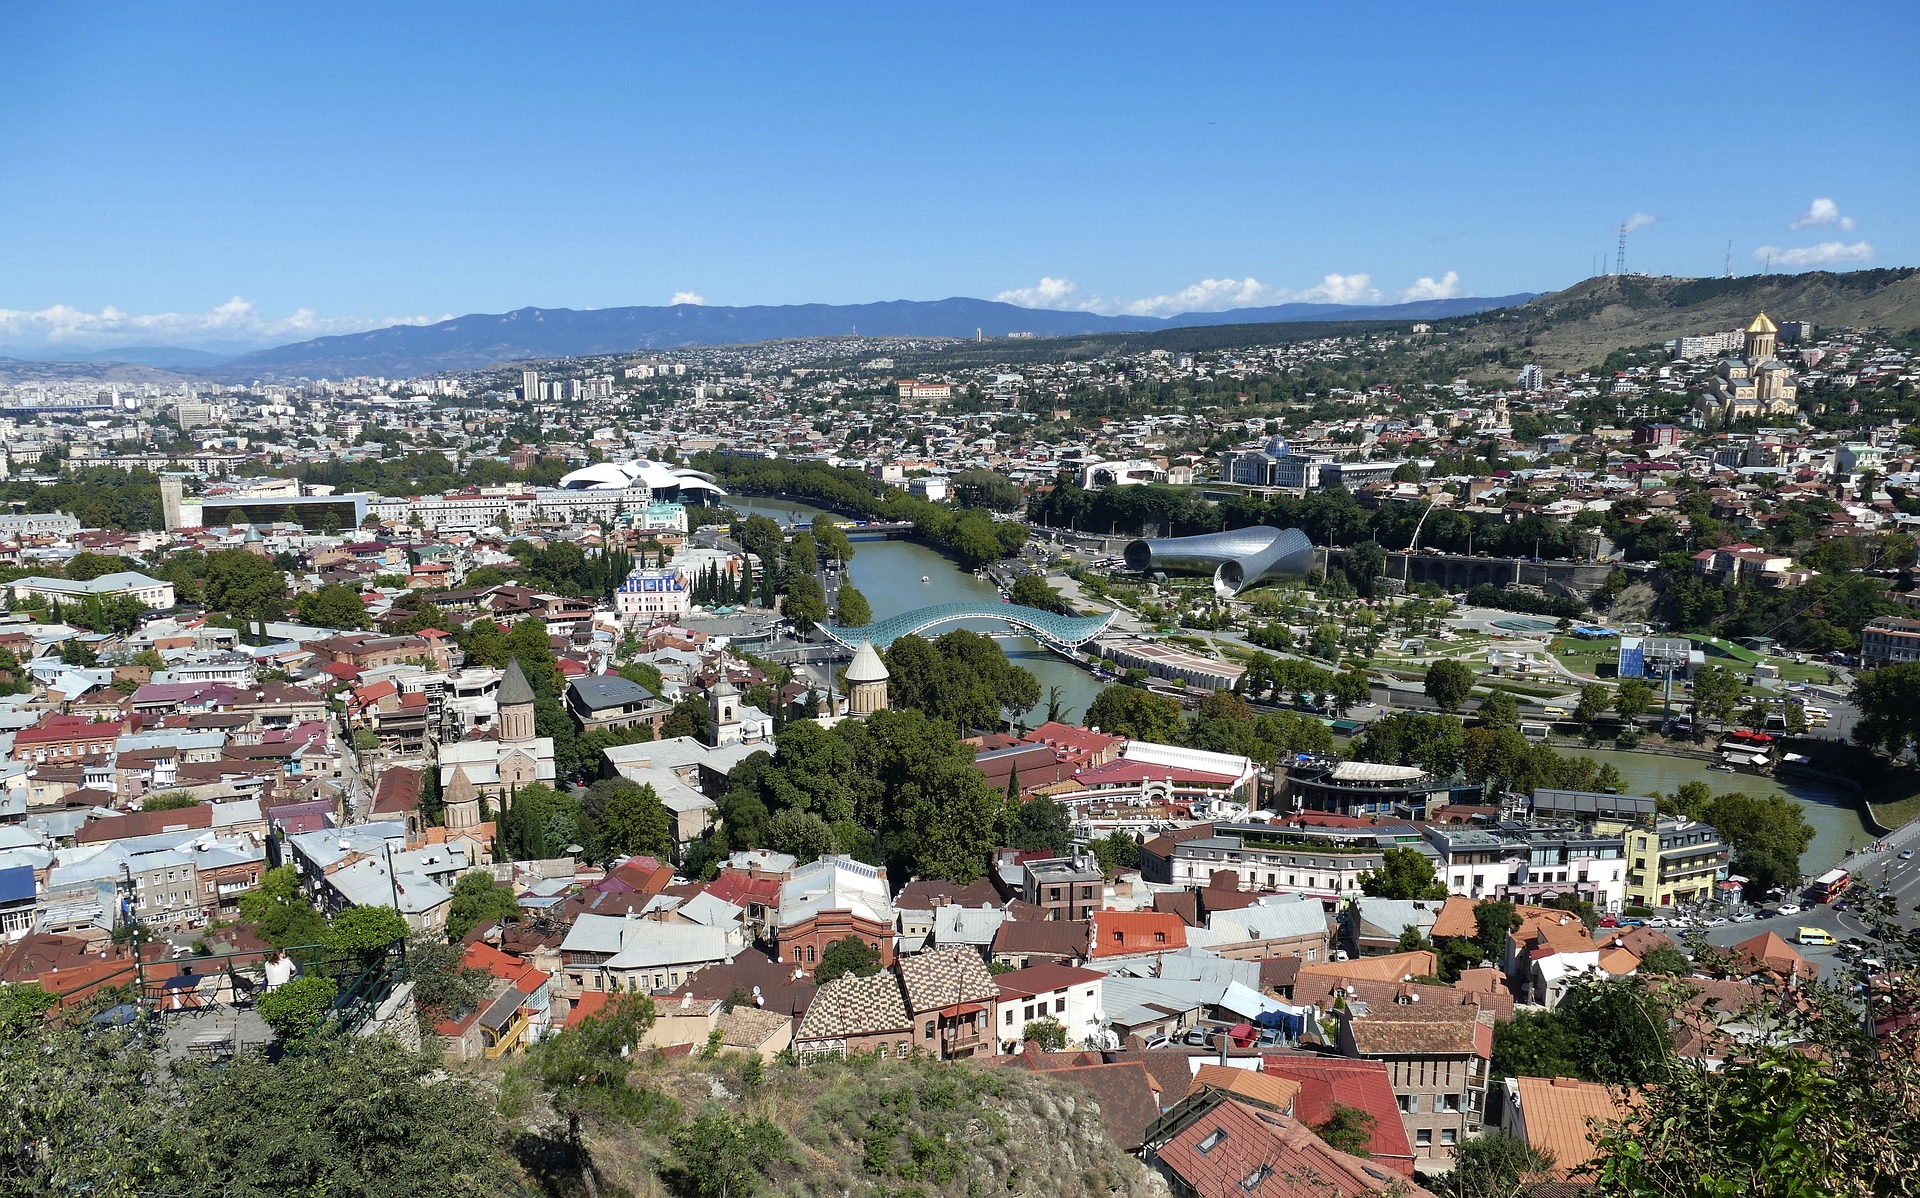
[1777,902,1802,916]
[1731,911,1756,922]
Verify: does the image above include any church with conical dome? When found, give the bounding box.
[844,640,891,717]
[436,657,557,813]
[1697,313,1800,421]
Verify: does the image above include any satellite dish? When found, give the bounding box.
[1093,1008,1107,1025]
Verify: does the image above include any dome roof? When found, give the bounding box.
[1263,436,1290,458]
[1746,312,1778,335]
[845,640,890,684]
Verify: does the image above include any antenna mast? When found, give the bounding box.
[1616,223,1628,277]
[1724,241,1734,279]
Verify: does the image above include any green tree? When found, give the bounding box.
[1615,677,1654,724]
[1852,660,1920,754]
[404,932,490,1031]
[595,778,676,860]
[1491,1008,1582,1079]
[1330,668,1373,714]
[1021,1017,1068,1050]
[1694,790,1815,897]
[295,582,372,630]
[1012,797,1073,855]
[1010,573,1069,614]
[257,974,339,1046]
[665,1107,789,1198]
[1423,659,1475,712]
[1360,846,1449,900]
[1312,1103,1376,1157]
[1344,539,1388,599]
[1451,1131,1557,1198]
[1089,830,1142,875]
[203,548,289,626]
[1477,688,1521,731]
[1575,682,1611,727]
[1689,664,1742,729]
[814,935,881,983]
[0,982,57,1035]
[237,864,330,947]
[324,905,408,958]
[1638,942,1693,977]
[783,573,829,634]
[1084,685,1184,742]
[835,582,873,627]
[444,872,522,940]
[660,695,710,741]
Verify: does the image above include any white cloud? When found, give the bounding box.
[1622,212,1658,234]
[1295,273,1380,305]
[993,276,1089,310]
[1752,241,1875,269]
[0,296,443,350]
[1791,198,1856,232]
[670,291,706,305]
[1398,271,1461,302]
[1120,277,1291,317]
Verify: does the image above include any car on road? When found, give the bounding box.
[1798,927,1837,947]
[1778,902,1802,916]
[1901,850,1915,861]
[1704,916,1729,927]
[1731,911,1755,922]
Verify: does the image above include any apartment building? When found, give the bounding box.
[1624,817,1728,909]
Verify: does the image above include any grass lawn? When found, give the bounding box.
[1863,766,1920,831]
[1548,635,1620,678]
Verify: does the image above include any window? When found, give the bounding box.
[1004,1010,1014,1025]
[1441,1129,1457,1146]
[1197,1128,1229,1155]
[1416,1129,1433,1146]
[1154,931,1166,944]
[1024,1003,1035,1021]
[897,1040,908,1056]
[1055,997,1066,1014]
[1399,1094,1418,1113]
[1438,1094,1460,1112]
[877,1045,889,1059]
[924,1021,935,1038]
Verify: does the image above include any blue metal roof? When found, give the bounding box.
[819,602,1117,651]
[0,864,34,905]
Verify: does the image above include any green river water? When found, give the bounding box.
[724,496,1868,873]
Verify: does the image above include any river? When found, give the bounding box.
[724,496,1867,873]
[724,496,1107,726]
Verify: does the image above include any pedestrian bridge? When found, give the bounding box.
[819,602,1117,651]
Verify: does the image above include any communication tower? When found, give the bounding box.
[1616,222,1628,276]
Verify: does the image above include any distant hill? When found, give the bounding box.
[212,293,1533,378]
[1460,268,1920,371]
[47,345,234,368]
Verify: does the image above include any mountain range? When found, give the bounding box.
[208,293,1535,379]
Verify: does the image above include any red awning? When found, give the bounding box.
[943,1002,987,1017]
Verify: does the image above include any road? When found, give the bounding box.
[1691,817,1920,980]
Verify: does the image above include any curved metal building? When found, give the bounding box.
[1122,526,1314,597]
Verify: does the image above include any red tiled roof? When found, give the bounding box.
[1089,910,1187,958]
[1260,1055,1416,1176]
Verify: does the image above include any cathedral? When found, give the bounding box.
[439,658,557,829]
[1696,313,1799,422]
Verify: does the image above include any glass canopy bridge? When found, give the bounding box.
[819,602,1117,652]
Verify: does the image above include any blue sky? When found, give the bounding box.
[1,2,1915,350]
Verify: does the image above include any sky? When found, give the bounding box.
[1,2,1916,352]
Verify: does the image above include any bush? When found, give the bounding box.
[258,975,338,1045]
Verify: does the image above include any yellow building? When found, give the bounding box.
[1624,817,1728,909]
[1697,313,1799,421]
